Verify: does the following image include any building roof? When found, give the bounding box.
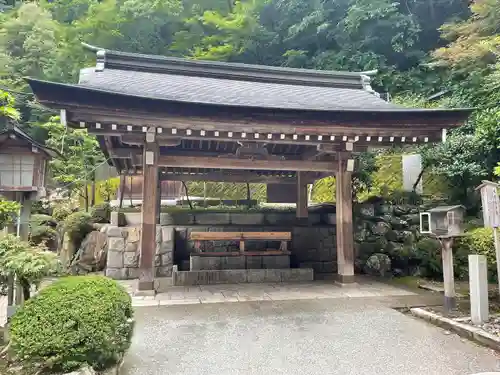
[27,44,472,116]
[78,67,398,112]
[428,205,465,213]
[0,121,59,158]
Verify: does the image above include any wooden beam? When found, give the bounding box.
[158,155,337,172]
[296,172,308,221]
[138,141,158,291]
[68,106,461,135]
[336,153,355,283]
[161,171,301,184]
[190,232,292,241]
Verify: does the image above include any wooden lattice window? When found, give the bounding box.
[0,154,35,188]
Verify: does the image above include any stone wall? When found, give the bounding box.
[105,225,173,280]
[111,211,334,227]
[103,200,427,281]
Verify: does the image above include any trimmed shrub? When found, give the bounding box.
[90,202,112,223]
[10,275,134,372]
[64,211,94,247]
[0,235,60,299]
[52,205,73,222]
[456,227,497,281]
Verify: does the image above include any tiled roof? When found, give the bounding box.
[78,68,401,112]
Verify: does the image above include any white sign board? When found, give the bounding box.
[479,181,500,228]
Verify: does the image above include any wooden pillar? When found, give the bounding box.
[156,170,162,224]
[296,172,308,225]
[335,154,355,283]
[138,137,159,292]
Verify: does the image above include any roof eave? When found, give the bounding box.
[27,78,473,119]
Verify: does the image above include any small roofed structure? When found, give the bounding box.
[0,121,58,199]
[420,205,466,238]
[27,43,473,292]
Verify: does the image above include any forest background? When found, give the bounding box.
[1,0,499,211]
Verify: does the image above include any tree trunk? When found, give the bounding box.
[90,175,96,207]
[412,167,426,192]
[20,278,30,301]
[182,181,193,210]
[84,185,89,212]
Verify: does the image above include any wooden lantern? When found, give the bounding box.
[0,123,58,200]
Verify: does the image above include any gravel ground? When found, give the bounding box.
[122,298,500,375]
[462,315,500,336]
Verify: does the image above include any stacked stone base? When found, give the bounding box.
[105,225,173,280]
[173,268,313,286]
[190,254,290,270]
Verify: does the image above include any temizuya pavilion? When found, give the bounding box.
[28,44,471,292]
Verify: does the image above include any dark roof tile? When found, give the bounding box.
[79,68,400,111]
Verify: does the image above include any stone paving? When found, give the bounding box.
[119,279,419,307]
[122,298,500,375]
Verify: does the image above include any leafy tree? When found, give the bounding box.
[0,198,20,230]
[0,235,60,300]
[39,117,105,211]
[0,89,20,121]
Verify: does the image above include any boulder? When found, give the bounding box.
[69,231,108,273]
[403,213,421,225]
[390,217,408,229]
[385,230,398,242]
[375,204,393,215]
[371,221,391,235]
[393,205,411,216]
[358,204,375,218]
[374,237,389,252]
[355,228,371,242]
[364,253,392,277]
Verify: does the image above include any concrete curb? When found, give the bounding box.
[410,307,500,351]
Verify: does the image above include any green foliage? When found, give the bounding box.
[52,204,73,222]
[0,90,20,121]
[413,237,443,277]
[0,235,60,297]
[187,182,266,202]
[40,117,105,210]
[0,0,497,215]
[456,227,497,281]
[0,198,20,230]
[90,202,111,223]
[63,211,94,247]
[9,275,134,372]
[29,214,58,248]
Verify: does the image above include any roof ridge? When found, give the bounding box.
[81,43,376,90]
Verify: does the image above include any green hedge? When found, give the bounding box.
[456,227,497,282]
[63,211,94,248]
[10,275,134,372]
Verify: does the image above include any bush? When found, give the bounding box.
[456,227,497,281]
[413,237,443,278]
[52,205,73,222]
[10,275,134,372]
[0,235,60,299]
[90,202,111,223]
[64,211,94,247]
[30,214,57,228]
[30,225,58,248]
